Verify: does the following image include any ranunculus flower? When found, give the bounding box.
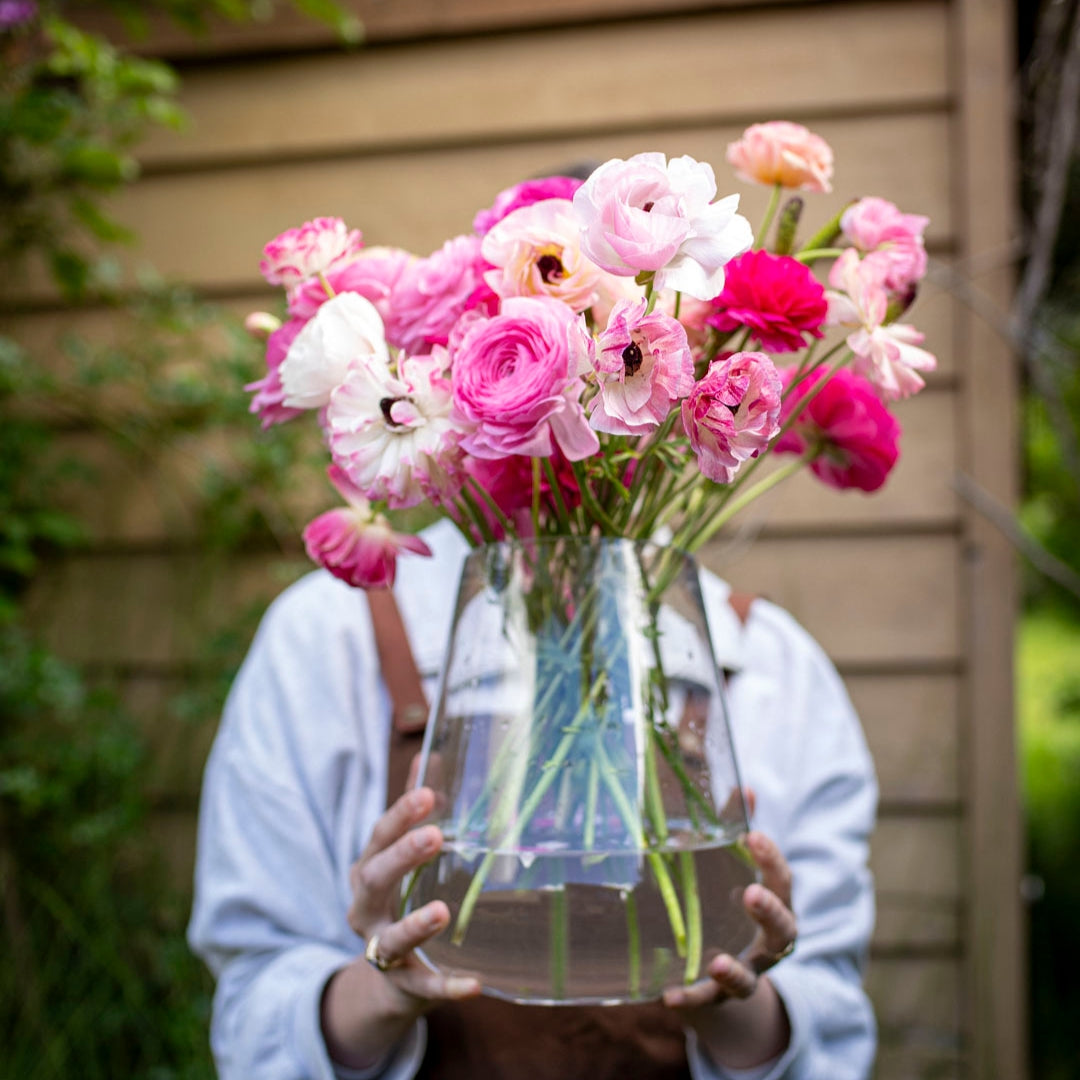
[279,292,390,410]
[706,249,828,353]
[826,250,936,400]
[259,217,363,292]
[573,152,752,300]
[303,465,432,590]
[474,176,585,235]
[327,347,463,508]
[775,366,901,492]
[246,317,306,429]
[384,234,492,355]
[841,197,929,292]
[589,298,695,435]
[481,199,609,313]
[726,122,833,193]
[681,351,782,483]
[451,296,599,461]
[288,246,416,323]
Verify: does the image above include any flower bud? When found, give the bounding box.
[244,311,282,341]
[774,197,804,255]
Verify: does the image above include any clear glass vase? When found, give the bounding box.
[404,537,757,1005]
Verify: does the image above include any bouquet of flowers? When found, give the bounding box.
[244,120,935,1000]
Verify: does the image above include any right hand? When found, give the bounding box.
[321,786,480,1071]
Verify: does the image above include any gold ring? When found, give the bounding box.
[770,939,796,963]
[364,932,399,973]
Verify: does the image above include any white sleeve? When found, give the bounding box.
[688,602,878,1080]
[187,577,426,1080]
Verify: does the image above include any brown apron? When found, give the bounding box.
[366,586,755,1080]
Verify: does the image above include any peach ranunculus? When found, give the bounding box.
[573,152,752,301]
[826,250,936,400]
[302,465,432,590]
[480,199,610,314]
[726,122,834,194]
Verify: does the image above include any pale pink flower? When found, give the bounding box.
[681,352,782,483]
[726,122,834,193]
[288,246,416,323]
[327,347,463,509]
[474,176,584,235]
[481,199,609,313]
[384,235,492,355]
[259,217,363,292]
[303,465,432,590]
[573,152,752,300]
[451,296,599,461]
[246,317,306,429]
[841,197,929,291]
[279,292,390,410]
[826,250,935,400]
[588,299,694,435]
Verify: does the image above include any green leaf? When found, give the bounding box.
[49,249,92,296]
[290,0,364,42]
[61,143,139,187]
[70,197,136,244]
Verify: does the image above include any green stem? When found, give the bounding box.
[571,460,621,535]
[626,890,642,998]
[755,184,783,248]
[550,884,568,1000]
[793,246,845,264]
[681,850,702,983]
[584,758,600,850]
[466,474,517,540]
[531,458,542,539]
[542,455,573,533]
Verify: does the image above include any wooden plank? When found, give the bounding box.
[49,112,948,303]
[868,957,961,1049]
[874,1045,965,1080]
[953,0,1025,1076]
[700,534,961,666]
[137,2,950,168]
[848,674,960,805]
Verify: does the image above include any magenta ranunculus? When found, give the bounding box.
[681,351,782,483]
[726,122,834,193]
[841,197,929,292]
[288,246,415,323]
[384,235,492,355]
[259,217,363,292]
[775,366,901,492]
[246,317,306,429]
[302,466,432,590]
[0,1,37,28]
[589,298,694,435]
[450,296,599,461]
[573,152,752,300]
[706,250,828,352]
[474,176,585,235]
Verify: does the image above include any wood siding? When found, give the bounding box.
[19,2,1022,1078]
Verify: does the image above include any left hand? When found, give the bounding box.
[662,829,797,1009]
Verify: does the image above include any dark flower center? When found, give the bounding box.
[642,201,655,213]
[622,341,644,376]
[537,254,564,282]
[380,396,408,427]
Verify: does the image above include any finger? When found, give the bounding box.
[706,953,758,998]
[744,884,798,971]
[365,788,435,859]
[662,979,725,1010]
[392,965,482,1003]
[373,902,450,966]
[746,831,792,909]
[353,825,442,915]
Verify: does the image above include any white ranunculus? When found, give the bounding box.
[280,292,389,410]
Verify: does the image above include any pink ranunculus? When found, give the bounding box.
[259,217,363,292]
[775,366,901,492]
[841,197,929,292]
[450,296,599,461]
[681,351,782,483]
[481,199,609,313]
[288,246,416,323]
[246,317,307,429]
[826,250,936,400]
[589,299,695,435]
[706,249,828,353]
[279,291,390,410]
[573,152,752,300]
[474,176,585,235]
[302,465,432,590]
[726,122,834,194]
[384,234,492,355]
[327,346,463,509]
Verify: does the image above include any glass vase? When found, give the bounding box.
[404,537,757,1005]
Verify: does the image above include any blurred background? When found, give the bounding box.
[0,1,1072,1077]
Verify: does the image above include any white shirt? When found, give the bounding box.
[188,519,878,1080]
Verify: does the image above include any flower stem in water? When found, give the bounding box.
[680,850,702,983]
[550,885,568,1000]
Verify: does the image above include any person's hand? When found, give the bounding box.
[321,785,480,1070]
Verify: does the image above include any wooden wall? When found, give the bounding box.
[14,1,1022,1078]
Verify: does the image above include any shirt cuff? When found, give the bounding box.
[332,1021,427,1080]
